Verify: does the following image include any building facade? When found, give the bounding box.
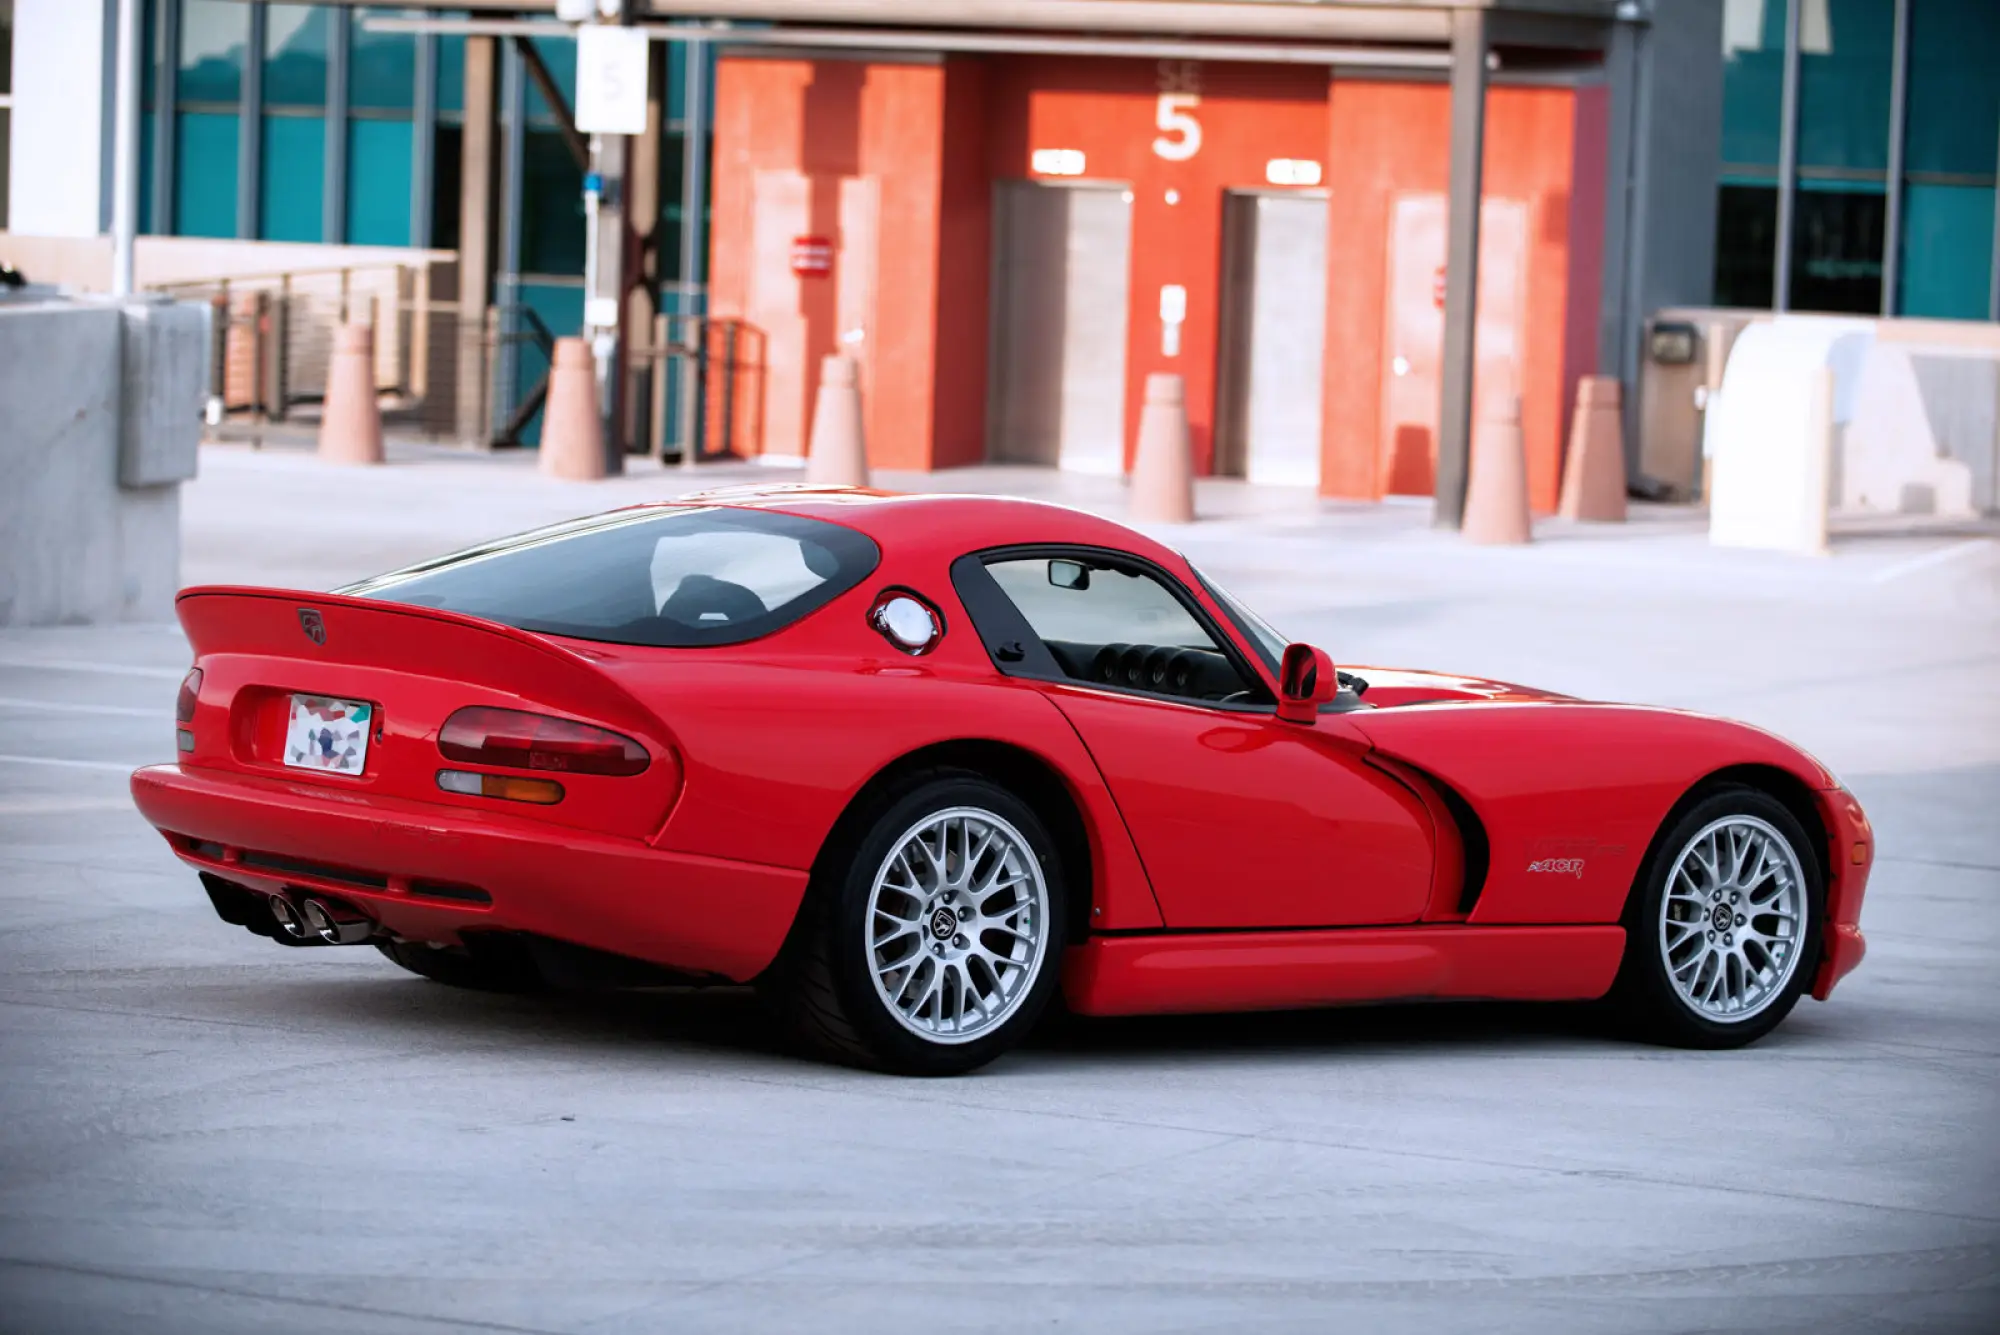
[4,0,1997,488]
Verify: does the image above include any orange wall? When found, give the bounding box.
[986,58,1330,473]
[710,56,955,470]
[1321,81,1604,513]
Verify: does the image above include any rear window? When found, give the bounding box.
[339,507,880,647]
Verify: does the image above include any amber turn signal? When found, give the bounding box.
[1851,842,1868,865]
[436,768,565,805]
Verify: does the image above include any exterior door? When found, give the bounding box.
[1214,191,1329,487]
[1379,193,1529,496]
[986,180,1133,473]
[959,551,1434,930]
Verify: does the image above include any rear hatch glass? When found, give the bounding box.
[339,506,879,647]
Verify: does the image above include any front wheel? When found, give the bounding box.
[767,771,1068,1075]
[1613,786,1824,1048]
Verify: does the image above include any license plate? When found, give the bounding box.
[284,695,373,775]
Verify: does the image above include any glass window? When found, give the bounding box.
[347,118,412,245]
[1789,184,1886,313]
[1721,0,1788,173]
[523,35,577,121]
[984,557,1261,703]
[1906,0,2000,178]
[430,124,462,249]
[262,4,328,108]
[344,508,882,649]
[1797,0,1894,174]
[260,114,325,241]
[174,112,240,238]
[1,0,13,98]
[1899,183,1996,318]
[436,32,465,116]
[351,7,416,112]
[178,0,248,106]
[521,130,586,275]
[1714,184,1780,307]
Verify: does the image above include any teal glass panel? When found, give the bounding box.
[346,117,413,247]
[512,282,586,446]
[437,32,465,115]
[1798,0,1894,174]
[1907,0,2000,178]
[263,4,328,108]
[352,8,416,112]
[1899,183,1996,319]
[1721,0,1788,171]
[178,0,247,105]
[524,36,577,124]
[521,129,586,275]
[260,114,325,242]
[1715,183,1780,307]
[174,112,239,238]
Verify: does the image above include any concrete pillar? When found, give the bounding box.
[319,324,385,466]
[1463,393,1531,545]
[805,354,869,487]
[1130,373,1196,524]
[1435,6,1488,532]
[455,35,501,447]
[541,337,608,481]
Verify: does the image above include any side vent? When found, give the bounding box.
[1429,780,1492,915]
[1366,755,1491,919]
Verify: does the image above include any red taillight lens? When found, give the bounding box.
[437,707,649,777]
[176,669,204,723]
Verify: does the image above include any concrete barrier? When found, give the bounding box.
[1558,376,1627,522]
[0,294,206,625]
[1463,394,1532,545]
[1129,373,1195,524]
[540,337,607,481]
[318,324,385,466]
[805,355,870,488]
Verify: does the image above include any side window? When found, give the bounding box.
[981,556,1269,705]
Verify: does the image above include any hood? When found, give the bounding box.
[1348,666,1574,709]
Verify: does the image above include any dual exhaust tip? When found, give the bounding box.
[269,893,374,946]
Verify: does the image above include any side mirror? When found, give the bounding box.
[1277,643,1338,724]
[1048,559,1091,591]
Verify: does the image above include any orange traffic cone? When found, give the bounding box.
[1130,373,1195,524]
[1558,375,1627,522]
[540,337,606,481]
[1462,393,1532,545]
[317,323,384,465]
[805,354,869,487]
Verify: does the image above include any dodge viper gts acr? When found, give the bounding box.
[132,487,1871,1074]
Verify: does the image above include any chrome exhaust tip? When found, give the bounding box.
[268,894,309,940]
[301,897,374,946]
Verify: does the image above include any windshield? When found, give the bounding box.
[1189,566,1288,671]
[339,506,880,647]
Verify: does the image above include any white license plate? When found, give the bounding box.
[283,695,373,775]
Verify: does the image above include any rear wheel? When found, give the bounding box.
[1613,786,1823,1048]
[375,935,542,993]
[767,770,1067,1075]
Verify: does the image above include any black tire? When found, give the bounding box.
[374,935,543,993]
[763,768,1070,1075]
[1611,785,1824,1048]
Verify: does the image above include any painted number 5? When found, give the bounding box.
[1153,93,1202,162]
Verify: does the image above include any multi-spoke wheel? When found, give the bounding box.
[764,769,1068,1074]
[1614,786,1823,1048]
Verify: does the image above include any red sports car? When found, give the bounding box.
[132,487,1870,1074]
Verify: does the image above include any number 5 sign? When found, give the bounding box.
[574,25,651,136]
[1152,59,1202,162]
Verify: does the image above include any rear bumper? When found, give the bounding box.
[131,764,808,983]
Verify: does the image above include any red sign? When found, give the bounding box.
[790,235,833,279]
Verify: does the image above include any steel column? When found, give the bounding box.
[1881,0,1909,316]
[495,38,526,436]
[411,29,436,249]
[1435,6,1487,531]
[1773,0,1801,311]
[456,34,501,445]
[238,0,264,240]
[151,0,180,236]
[324,3,350,244]
[110,0,142,294]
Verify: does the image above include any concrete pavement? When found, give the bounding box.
[1,442,1997,1332]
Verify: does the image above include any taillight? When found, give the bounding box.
[176,669,203,723]
[436,707,649,777]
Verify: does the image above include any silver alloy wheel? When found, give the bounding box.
[1660,814,1808,1023]
[864,806,1051,1045]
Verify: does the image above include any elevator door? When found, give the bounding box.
[1215,192,1330,487]
[987,181,1133,473]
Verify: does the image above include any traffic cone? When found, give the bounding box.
[1558,375,1628,521]
[1129,373,1195,524]
[317,323,384,465]
[540,336,606,481]
[805,354,869,487]
[1462,393,1532,545]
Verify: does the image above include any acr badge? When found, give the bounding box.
[298,608,327,646]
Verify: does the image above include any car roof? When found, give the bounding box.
[644,485,1182,570]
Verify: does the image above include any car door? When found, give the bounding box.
[952,548,1434,930]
